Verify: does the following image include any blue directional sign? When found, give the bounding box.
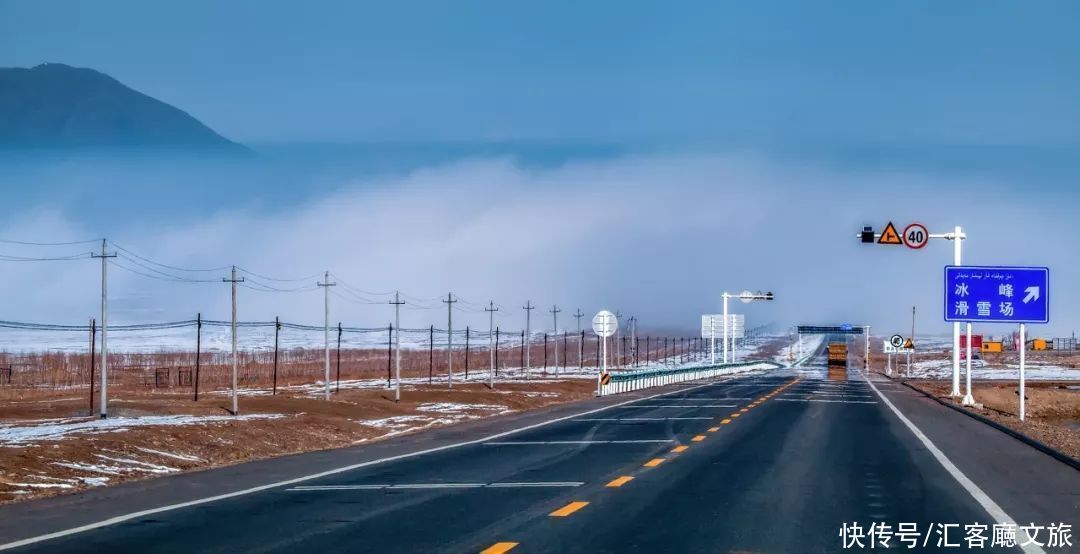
[944,266,1049,324]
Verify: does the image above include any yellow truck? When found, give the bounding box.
[827,342,848,368]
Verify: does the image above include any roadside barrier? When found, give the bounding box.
[597,360,783,396]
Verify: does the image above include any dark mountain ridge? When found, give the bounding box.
[0,63,246,152]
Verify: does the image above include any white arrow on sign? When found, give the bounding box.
[1023,286,1040,304]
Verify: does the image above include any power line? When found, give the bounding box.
[0,238,102,246]
[111,243,230,273]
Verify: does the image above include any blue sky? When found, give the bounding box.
[3,1,1078,148]
[0,1,1078,337]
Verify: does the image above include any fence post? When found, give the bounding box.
[89,318,97,414]
[464,326,470,379]
[194,313,202,401]
[429,325,434,384]
[580,330,584,370]
[562,331,568,375]
[544,333,548,373]
[272,316,280,395]
[335,322,342,393]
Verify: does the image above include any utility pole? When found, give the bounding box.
[317,271,336,400]
[443,293,457,388]
[222,266,244,416]
[550,305,562,375]
[390,292,405,401]
[523,300,535,377]
[485,301,498,388]
[574,309,584,370]
[91,239,116,419]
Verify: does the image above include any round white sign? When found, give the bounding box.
[890,335,904,348]
[592,310,618,338]
[740,290,755,304]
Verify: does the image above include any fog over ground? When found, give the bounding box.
[1,150,1075,338]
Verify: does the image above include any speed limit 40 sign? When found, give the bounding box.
[902,223,928,249]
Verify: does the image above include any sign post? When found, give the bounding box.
[859,223,966,396]
[592,310,618,395]
[944,266,1049,417]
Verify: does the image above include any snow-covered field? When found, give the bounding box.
[0,413,284,447]
[901,357,1080,380]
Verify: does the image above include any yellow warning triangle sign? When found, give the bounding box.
[903,338,914,349]
[878,221,902,245]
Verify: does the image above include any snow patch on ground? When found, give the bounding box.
[353,402,515,440]
[0,413,284,446]
[134,447,204,462]
[415,402,508,414]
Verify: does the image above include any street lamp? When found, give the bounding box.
[721,291,774,363]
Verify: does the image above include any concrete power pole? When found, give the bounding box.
[91,239,116,419]
[317,271,336,400]
[573,309,584,370]
[485,301,498,388]
[390,292,405,401]
[550,305,561,375]
[523,301,535,377]
[443,293,457,388]
[222,266,245,415]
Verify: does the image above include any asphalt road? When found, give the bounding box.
[2,349,1077,553]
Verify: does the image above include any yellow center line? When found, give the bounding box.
[671,445,689,453]
[731,413,741,418]
[721,418,732,424]
[739,408,748,413]
[481,542,518,554]
[550,501,589,517]
[644,457,666,467]
[708,426,720,432]
[691,435,706,442]
[606,476,634,488]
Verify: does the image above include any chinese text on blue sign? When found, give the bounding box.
[944,266,1049,324]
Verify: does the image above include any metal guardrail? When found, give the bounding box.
[598,360,783,396]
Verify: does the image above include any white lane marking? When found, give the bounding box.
[618,404,737,408]
[573,417,713,422]
[287,482,586,491]
[660,397,755,401]
[774,398,878,405]
[484,439,675,445]
[864,376,1046,554]
[0,376,735,551]
[782,394,874,399]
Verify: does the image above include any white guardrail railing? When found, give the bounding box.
[597,360,784,396]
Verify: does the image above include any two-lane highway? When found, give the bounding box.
[2,351,1076,553]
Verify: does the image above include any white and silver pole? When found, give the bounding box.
[722,294,729,364]
[1019,323,1026,421]
[962,323,975,406]
[951,225,963,396]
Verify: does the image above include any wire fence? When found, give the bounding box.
[0,317,740,402]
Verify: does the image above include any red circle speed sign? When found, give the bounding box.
[902,223,929,249]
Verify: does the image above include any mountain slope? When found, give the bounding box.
[0,63,245,151]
